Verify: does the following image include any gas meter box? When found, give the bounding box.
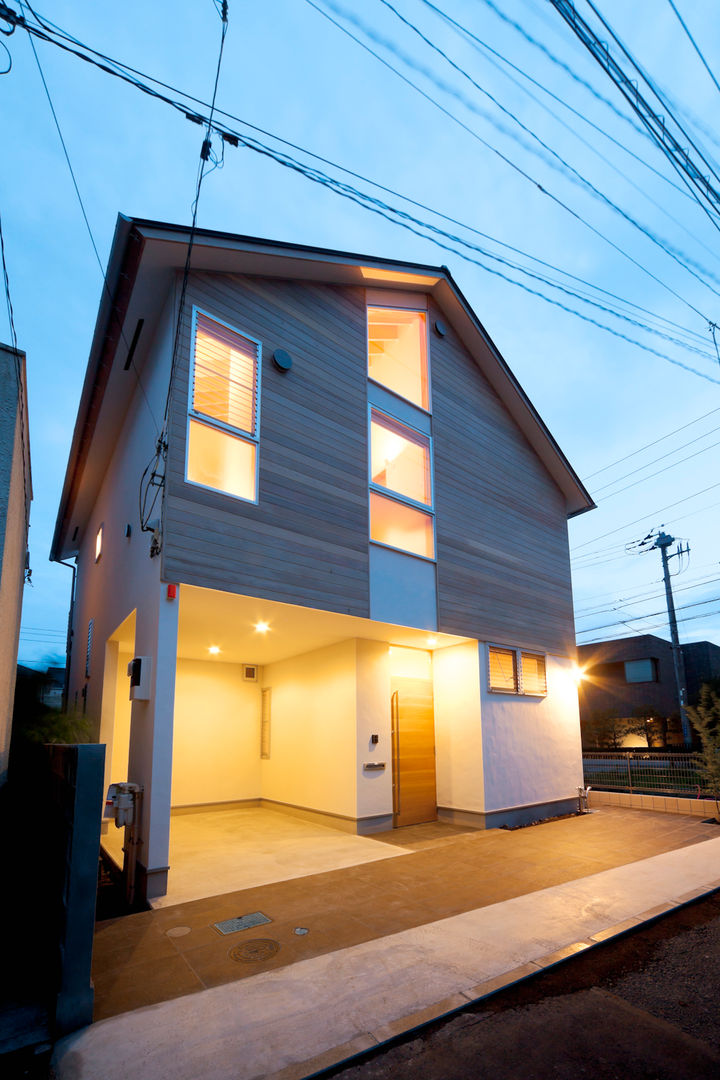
[127,655,152,700]
[104,781,143,828]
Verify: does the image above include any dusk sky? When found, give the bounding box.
[2,0,720,668]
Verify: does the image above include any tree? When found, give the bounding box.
[685,685,720,823]
[580,708,650,750]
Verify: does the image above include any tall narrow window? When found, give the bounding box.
[368,307,429,409]
[186,310,261,501]
[370,411,431,506]
[369,410,434,559]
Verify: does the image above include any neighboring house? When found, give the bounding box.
[51,215,594,902]
[0,343,31,787]
[577,634,720,747]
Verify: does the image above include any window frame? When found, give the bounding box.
[367,305,432,414]
[367,404,436,562]
[487,643,548,697]
[624,658,658,684]
[184,306,262,504]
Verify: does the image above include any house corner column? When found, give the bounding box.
[127,581,178,901]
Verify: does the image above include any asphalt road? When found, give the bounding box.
[326,890,720,1080]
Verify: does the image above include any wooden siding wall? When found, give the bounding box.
[163,272,371,616]
[429,299,576,655]
[162,273,575,654]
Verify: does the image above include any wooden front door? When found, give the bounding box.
[391,676,437,827]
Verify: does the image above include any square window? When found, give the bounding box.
[368,307,428,409]
[370,492,434,559]
[370,411,431,506]
[187,418,256,501]
[624,658,657,683]
[488,646,518,693]
[193,312,258,435]
[521,652,547,695]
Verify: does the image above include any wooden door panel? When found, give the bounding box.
[391,676,437,827]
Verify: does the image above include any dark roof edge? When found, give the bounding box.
[50,214,143,561]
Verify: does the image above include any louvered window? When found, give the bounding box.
[488,645,547,697]
[186,309,261,502]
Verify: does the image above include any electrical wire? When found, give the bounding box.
[377,0,720,298]
[17,1,161,435]
[418,0,720,269]
[308,0,717,325]
[666,0,720,96]
[590,433,720,500]
[27,1,720,336]
[477,0,648,138]
[583,404,720,480]
[576,593,720,636]
[12,5,719,370]
[571,481,720,552]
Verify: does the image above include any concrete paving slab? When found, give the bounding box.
[53,836,720,1080]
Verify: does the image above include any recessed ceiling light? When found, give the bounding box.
[254,621,270,634]
[427,636,438,648]
[208,645,221,655]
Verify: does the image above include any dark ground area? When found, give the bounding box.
[327,889,720,1080]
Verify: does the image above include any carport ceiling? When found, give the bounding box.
[177,584,470,665]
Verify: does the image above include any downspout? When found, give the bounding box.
[55,559,77,713]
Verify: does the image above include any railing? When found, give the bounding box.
[582,751,703,797]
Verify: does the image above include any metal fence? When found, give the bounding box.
[582,752,704,796]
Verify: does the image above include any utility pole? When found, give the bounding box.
[653,532,692,746]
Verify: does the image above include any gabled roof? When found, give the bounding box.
[51,214,594,561]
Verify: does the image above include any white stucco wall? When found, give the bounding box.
[68,289,178,881]
[172,658,261,806]
[0,346,30,787]
[480,651,583,812]
[260,639,358,819]
[355,638,392,820]
[433,641,484,814]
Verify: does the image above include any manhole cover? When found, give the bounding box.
[229,938,280,963]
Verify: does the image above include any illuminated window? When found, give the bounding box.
[488,645,547,696]
[488,647,518,693]
[186,309,260,501]
[521,652,547,696]
[370,411,431,506]
[368,307,429,409]
[95,525,103,563]
[370,492,434,558]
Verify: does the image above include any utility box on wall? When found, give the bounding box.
[127,656,152,701]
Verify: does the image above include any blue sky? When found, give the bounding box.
[2,0,720,668]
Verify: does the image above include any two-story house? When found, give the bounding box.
[51,215,594,902]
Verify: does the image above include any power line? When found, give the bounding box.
[571,481,720,552]
[477,0,647,138]
[310,0,717,323]
[418,0,720,274]
[8,4,719,380]
[574,574,720,620]
[579,604,720,644]
[378,0,720,298]
[18,0,712,348]
[590,433,720,501]
[17,1,160,435]
[576,593,720,636]
[666,0,720,99]
[550,0,720,227]
[583,405,720,479]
